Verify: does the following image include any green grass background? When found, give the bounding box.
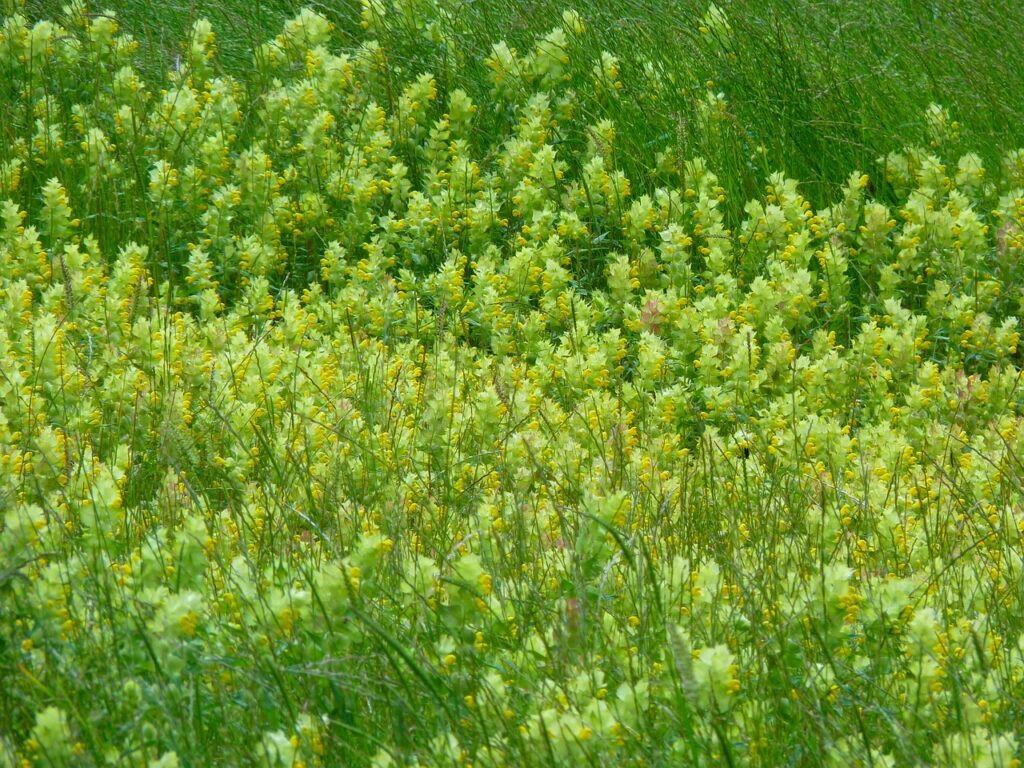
[25,0,1024,208]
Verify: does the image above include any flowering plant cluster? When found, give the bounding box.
[1,2,1024,766]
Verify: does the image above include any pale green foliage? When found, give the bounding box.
[1,3,1024,767]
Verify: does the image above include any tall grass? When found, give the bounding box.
[2,2,1024,767]
[27,0,1024,209]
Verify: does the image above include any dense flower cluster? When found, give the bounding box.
[2,2,1024,766]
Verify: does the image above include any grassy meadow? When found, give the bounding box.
[3,0,1024,765]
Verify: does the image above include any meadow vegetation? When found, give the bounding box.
[2,1,1024,766]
